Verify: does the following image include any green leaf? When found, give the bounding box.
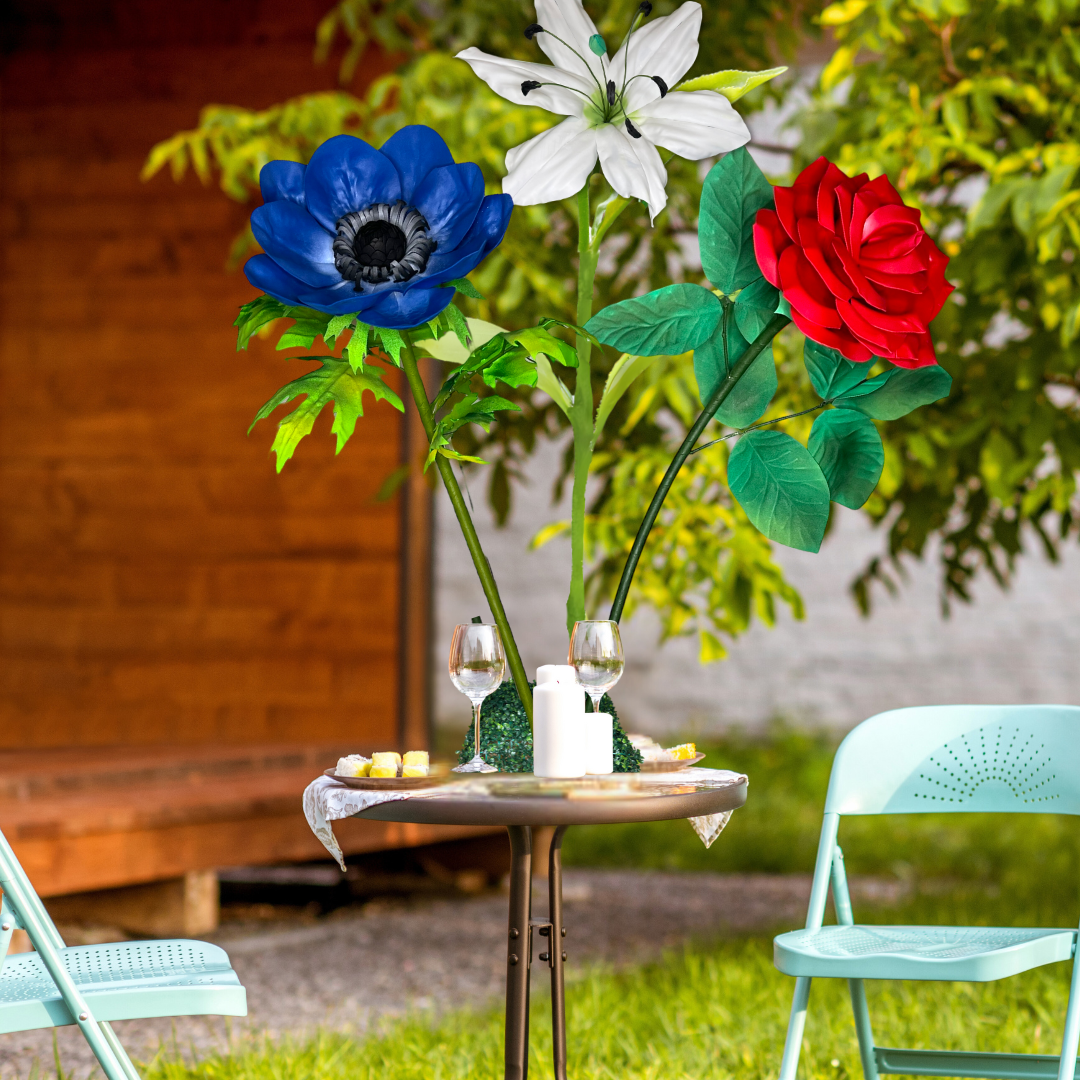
[415,318,504,365]
[374,327,405,365]
[275,308,332,351]
[343,322,371,372]
[585,283,723,357]
[235,296,288,350]
[438,276,484,299]
[699,147,774,294]
[734,277,781,341]
[324,314,355,348]
[727,429,831,552]
[694,315,776,427]
[834,364,952,421]
[509,326,579,368]
[534,353,574,416]
[807,410,884,509]
[249,358,404,472]
[539,316,601,352]
[595,353,659,439]
[427,395,520,467]
[481,350,539,390]
[444,302,472,349]
[676,66,788,101]
[803,339,872,399]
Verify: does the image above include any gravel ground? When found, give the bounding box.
[0,870,903,1079]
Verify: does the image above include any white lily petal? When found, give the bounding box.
[534,0,607,87]
[609,2,701,92]
[633,89,751,159]
[594,124,668,222]
[503,117,599,205]
[456,48,593,115]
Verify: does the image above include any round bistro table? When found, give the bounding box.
[357,774,747,1080]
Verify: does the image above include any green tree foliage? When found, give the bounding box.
[799,0,1080,608]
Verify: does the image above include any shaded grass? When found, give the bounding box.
[145,937,1077,1080]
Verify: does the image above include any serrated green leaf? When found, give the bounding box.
[344,322,371,372]
[803,339,873,399]
[693,314,776,426]
[807,409,884,509]
[235,296,288,351]
[676,66,787,101]
[509,326,579,368]
[324,314,355,347]
[699,148,775,294]
[727,429,831,552]
[438,276,484,299]
[444,303,472,349]
[481,350,538,390]
[734,277,781,342]
[249,358,404,472]
[275,309,332,351]
[538,316,600,353]
[585,283,723,357]
[595,353,659,440]
[427,395,520,466]
[374,327,405,365]
[834,364,952,420]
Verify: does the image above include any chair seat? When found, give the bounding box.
[0,939,247,1034]
[775,925,1077,982]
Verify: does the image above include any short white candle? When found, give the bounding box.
[532,668,586,778]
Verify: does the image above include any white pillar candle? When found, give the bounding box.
[536,664,577,685]
[584,712,614,775]
[532,669,586,778]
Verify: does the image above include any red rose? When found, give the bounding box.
[753,158,953,369]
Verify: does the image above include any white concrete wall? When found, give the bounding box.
[433,441,1080,738]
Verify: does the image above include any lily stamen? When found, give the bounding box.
[529,26,607,96]
[520,80,591,99]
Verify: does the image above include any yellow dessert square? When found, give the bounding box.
[370,765,397,778]
[402,765,428,778]
[403,751,428,769]
[371,752,401,771]
[667,743,697,760]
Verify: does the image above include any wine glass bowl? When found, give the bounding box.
[449,623,505,773]
[569,620,624,712]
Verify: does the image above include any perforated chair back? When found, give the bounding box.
[824,704,1080,817]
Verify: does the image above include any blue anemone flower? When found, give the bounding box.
[244,126,513,330]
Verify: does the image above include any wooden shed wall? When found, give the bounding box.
[0,1,429,751]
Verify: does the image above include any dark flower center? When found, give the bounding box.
[333,201,435,288]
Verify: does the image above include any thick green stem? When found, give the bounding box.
[607,313,792,624]
[566,184,600,637]
[401,337,533,722]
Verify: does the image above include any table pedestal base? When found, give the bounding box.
[504,824,569,1080]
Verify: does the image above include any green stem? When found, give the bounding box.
[607,312,792,624]
[566,183,600,637]
[401,336,533,722]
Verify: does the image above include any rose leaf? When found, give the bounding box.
[834,364,953,420]
[807,409,884,509]
[585,283,723,357]
[694,318,777,426]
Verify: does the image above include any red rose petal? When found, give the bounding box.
[831,239,887,310]
[862,173,904,207]
[794,156,831,195]
[816,162,852,233]
[835,296,892,352]
[860,250,928,275]
[773,186,798,243]
[790,306,874,363]
[798,219,854,301]
[854,301,927,336]
[860,233,923,261]
[779,245,843,329]
[863,204,922,240]
[861,266,928,294]
[753,210,789,288]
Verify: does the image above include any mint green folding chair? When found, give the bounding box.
[775,705,1080,1080]
[0,826,246,1080]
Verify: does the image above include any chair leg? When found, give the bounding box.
[779,977,813,1080]
[99,1022,142,1080]
[848,980,879,1080]
[1057,937,1080,1080]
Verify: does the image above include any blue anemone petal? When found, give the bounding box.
[260,160,306,206]
[379,126,455,203]
[420,195,514,286]
[412,163,485,252]
[244,254,311,307]
[296,281,382,315]
[304,134,402,233]
[250,201,339,288]
[362,286,455,329]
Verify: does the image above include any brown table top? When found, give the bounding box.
[355,772,747,827]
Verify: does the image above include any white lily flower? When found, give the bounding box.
[457,0,751,222]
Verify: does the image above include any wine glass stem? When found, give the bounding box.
[473,699,483,759]
[590,692,603,714]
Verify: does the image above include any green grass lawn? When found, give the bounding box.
[144,726,1080,1080]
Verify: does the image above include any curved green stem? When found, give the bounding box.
[607,313,791,624]
[401,336,533,722]
[566,183,600,637]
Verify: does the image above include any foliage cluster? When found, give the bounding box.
[798,0,1080,607]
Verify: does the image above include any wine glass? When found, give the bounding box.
[569,620,624,713]
[449,623,505,773]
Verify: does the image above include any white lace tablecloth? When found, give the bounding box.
[303,769,746,869]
